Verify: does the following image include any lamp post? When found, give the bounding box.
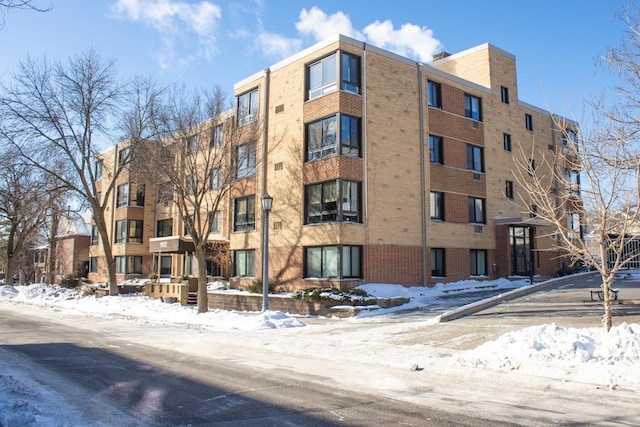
[261,193,273,312]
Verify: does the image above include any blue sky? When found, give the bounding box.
[0,0,630,118]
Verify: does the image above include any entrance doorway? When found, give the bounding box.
[510,226,532,276]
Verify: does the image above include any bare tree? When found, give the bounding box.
[139,85,259,313]
[0,50,156,295]
[0,150,59,285]
[0,0,52,27]
[514,4,640,332]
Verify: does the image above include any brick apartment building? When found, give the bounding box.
[88,35,580,290]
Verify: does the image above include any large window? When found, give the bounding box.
[118,147,130,171]
[304,245,362,279]
[233,250,255,277]
[237,89,259,126]
[233,195,255,232]
[306,114,360,161]
[470,249,487,276]
[115,256,142,274]
[430,192,445,220]
[305,180,361,224]
[308,52,360,100]
[429,135,443,164]
[116,183,145,207]
[211,125,223,148]
[427,81,442,108]
[209,211,220,233]
[211,168,220,189]
[564,169,580,196]
[160,255,172,276]
[115,219,143,244]
[89,257,98,274]
[467,145,484,172]
[156,218,173,237]
[431,248,445,277]
[464,94,482,121]
[236,143,257,178]
[468,197,486,224]
[156,182,173,205]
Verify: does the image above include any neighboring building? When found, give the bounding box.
[88,35,580,290]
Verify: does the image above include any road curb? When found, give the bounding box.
[436,271,599,322]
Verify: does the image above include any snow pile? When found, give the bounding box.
[467,323,640,366]
[0,285,19,297]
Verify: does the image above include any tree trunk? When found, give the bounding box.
[601,275,613,332]
[93,213,118,295]
[195,246,208,313]
[47,206,59,284]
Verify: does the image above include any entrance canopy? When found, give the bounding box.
[149,236,195,254]
[494,216,550,227]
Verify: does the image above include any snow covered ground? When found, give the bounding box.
[1,278,639,426]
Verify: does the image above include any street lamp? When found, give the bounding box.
[261,193,273,312]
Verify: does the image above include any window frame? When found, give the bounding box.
[89,257,98,274]
[431,248,446,277]
[501,86,509,104]
[429,134,443,164]
[91,225,99,246]
[468,197,486,224]
[116,183,145,208]
[307,51,361,100]
[156,218,173,237]
[115,219,144,244]
[233,195,256,232]
[470,249,487,276]
[464,93,482,121]
[525,113,533,131]
[304,179,361,224]
[503,133,512,152]
[115,256,142,274]
[236,142,257,178]
[209,211,220,234]
[303,245,362,279]
[427,80,442,108]
[430,191,445,221]
[94,160,103,181]
[305,113,361,161]
[505,180,514,199]
[237,89,259,126]
[233,249,255,277]
[467,144,484,172]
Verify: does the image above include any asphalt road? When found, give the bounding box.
[0,309,515,427]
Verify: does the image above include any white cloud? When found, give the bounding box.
[295,7,363,41]
[112,0,222,67]
[363,20,443,62]
[254,31,303,59]
[287,7,442,62]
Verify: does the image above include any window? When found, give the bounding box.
[567,212,581,239]
[525,114,533,131]
[89,257,98,274]
[233,195,255,232]
[95,160,103,180]
[505,181,514,199]
[209,211,220,233]
[212,125,223,148]
[468,197,486,224]
[470,249,487,276]
[237,89,259,126]
[562,129,578,155]
[206,259,221,277]
[308,52,360,100]
[564,169,580,196]
[427,81,442,108]
[464,94,482,121]
[156,218,173,237]
[233,250,255,277]
[429,135,443,164]
[304,245,362,279]
[503,133,512,152]
[304,180,361,224]
[236,143,257,178]
[160,256,172,276]
[118,147,130,171]
[528,158,536,176]
[157,182,173,205]
[501,86,509,104]
[430,192,445,220]
[309,54,337,99]
[211,168,220,189]
[116,256,142,274]
[91,225,99,246]
[467,145,484,172]
[116,183,145,207]
[115,219,143,243]
[341,52,360,94]
[306,114,360,161]
[431,248,445,277]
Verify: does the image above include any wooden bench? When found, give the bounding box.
[590,289,619,301]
